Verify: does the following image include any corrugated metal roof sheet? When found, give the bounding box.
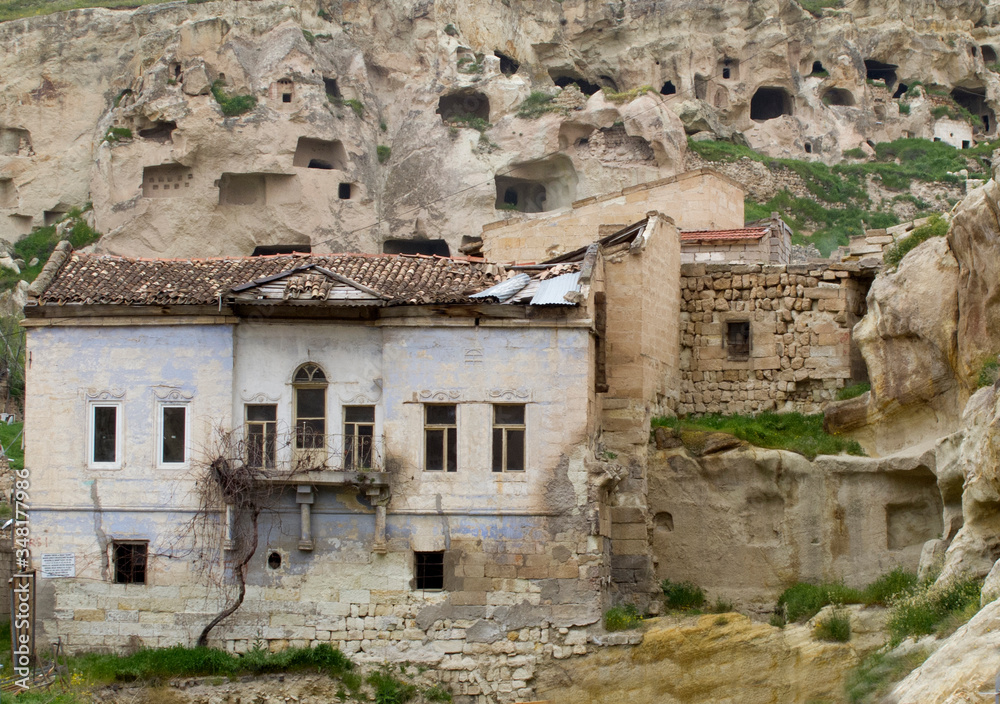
[469,273,531,302]
[529,271,581,305]
[680,227,769,242]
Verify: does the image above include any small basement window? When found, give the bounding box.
[415,551,444,590]
[339,183,352,199]
[726,321,751,361]
[113,541,148,584]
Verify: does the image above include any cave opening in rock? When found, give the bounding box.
[598,75,619,91]
[810,60,826,75]
[436,91,490,123]
[339,182,352,199]
[804,142,812,153]
[982,45,998,64]
[138,121,177,142]
[382,239,451,257]
[494,155,577,213]
[495,51,519,76]
[822,88,855,106]
[292,137,347,170]
[323,76,341,99]
[720,57,739,80]
[892,82,908,99]
[864,59,897,89]
[750,87,793,121]
[252,244,311,256]
[660,80,676,95]
[0,127,30,156]
[0,179,14,208]
[218,173,266,206]
[43,210,67,226]
[550,72,601,96]
[951,85,995,134]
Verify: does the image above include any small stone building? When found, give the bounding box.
[679,216,793,265]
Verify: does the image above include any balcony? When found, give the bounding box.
[246,431,390,489]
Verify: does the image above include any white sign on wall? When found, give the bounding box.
[40,553,75,578]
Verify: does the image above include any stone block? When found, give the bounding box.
[74,609,106,622]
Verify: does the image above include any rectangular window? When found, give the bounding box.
[295,387,326,449]
[726,321,751,361]
[246,404,277,468]
[424,404,457,472]
[344,406,375,470]
[492,404,525,472]
[160,406,187,465]
[90,403,121,468]
[414,551,444,590]
[113,541,147,584]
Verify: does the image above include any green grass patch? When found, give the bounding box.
[882,213,948,268]
[897,101,910,115]
[842,147,865,159]
[330,97,364,118]
[798,0,843,16]
[653,412,864,460]
[0,210,101,292]
[661,579,706,610]
[457,55,484,74]
[72,643,352,684]
[601,85,653,103]
[516,91,559,119]
[977,358,999,388]
[377,145,391,164]
[0,421,24,470]
[0,0,170,22]
[776,582,863,623]
[445,113,491,133]
[814,609,851,642]
[211,80,257,117]
[861,568,917,605]
[887,576,982,646]
[845,648,930,703]
[367,663,417,704]
[836,382,870,401]
[103,126,132,144]
[603,603,643,630]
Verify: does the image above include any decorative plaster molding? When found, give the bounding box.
[240,392,281,403]
[152,387,194,402]
[418,389,462,402]
[487,388,531,401]
[81,388,126,401]
[341,393,377,405]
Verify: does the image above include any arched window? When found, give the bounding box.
[293,364,327,458]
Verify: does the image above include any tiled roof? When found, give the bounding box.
[35,251,507,307]
[680,226,770,242]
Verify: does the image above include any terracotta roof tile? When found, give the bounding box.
[37,251,505,307]
[680,227,770,242]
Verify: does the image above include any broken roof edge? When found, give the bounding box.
[540,216,652,265]
[26,240,73,300]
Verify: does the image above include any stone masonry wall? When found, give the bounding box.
[678,261,875,416]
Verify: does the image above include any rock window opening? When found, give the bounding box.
[694,74,708,100]
[282,93,292,103]
[424,404,457,472]
[43,210,66,226]
[495,177,549,212]
[0,127,31,156]
[804,142,812,153]
[810,61,825,75]
[822,88,855,107]
[551,73,601,96]
[382,239,451,256]
[251,244,311,256]
[323,77,341,99]
[8,215,31,236]
[267,552,282,569]
[492,404,525,472]
[726,321,751,361]
[864,59,897,90]
[113,541,147,584]
[339,182,352,199]
[246,404,277,468]
[722,66,730,79]
[495,155,577,212]
[750,87,793,121]
[982,45,998,64]
[0,179,14,208]
[292,137,347,170]
[138,121,177,142]
[720,58,738,80]
[344,406,375,470]
[660,81,676,95]
[437,91,490,123]
[142,165,194,199]
[963,140,971,149]
[598,75,618,91]
[495,51,519,76]
[415,551,444,590]
[892,83,908,99]
[171,63,181,78]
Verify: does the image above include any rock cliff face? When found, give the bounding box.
[3,0,1000,257]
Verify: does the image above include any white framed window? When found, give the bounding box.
[88,402,123,469]
[424,404,457,472]
[492,404,525,472]
[158,403,190,467]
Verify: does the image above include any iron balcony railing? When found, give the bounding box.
[244,430,386,473]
